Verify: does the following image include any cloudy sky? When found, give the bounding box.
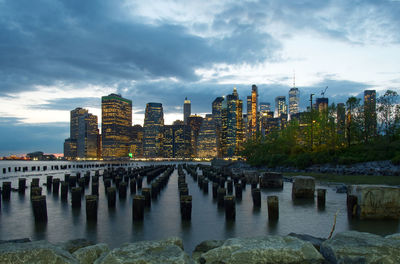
[1,0,399,156]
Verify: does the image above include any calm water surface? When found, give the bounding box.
[0,161,399,253]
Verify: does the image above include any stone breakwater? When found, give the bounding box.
[0,231,399,263]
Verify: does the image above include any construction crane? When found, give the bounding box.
[321,86,328,98]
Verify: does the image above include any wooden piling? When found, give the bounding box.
[347,195,358,218]
[130,179,136,194]
[180,195,192,221]
[18,178,26,194]
[85,195,98,221]
[142,188,151,207]
[317,188,326,208]
[71,187,82,208]
[227,180,233,194]
[137,177,143,189]
[252,188,261,207]
[91,182,99,196]
[52,178,60,195]
[61,181,68,200]
[212,182,218,199]
[46,176,53,190]
[69,176,77,188]
[224,195,235,220]
[31,178,39,188]
[31,195,47,222]
[132,195,145,221]
[107,187,116,208]
[202,179,209,193]
[267,196,279,221]
[119,182,127,199]
[30,187,42,200]
[217,188,226,207]
[234,184,242,200]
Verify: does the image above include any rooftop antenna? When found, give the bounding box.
[321,86,328,98]
[293,70,296,88]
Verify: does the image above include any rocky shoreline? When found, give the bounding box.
[1,231,399,263]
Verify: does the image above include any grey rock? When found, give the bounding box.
[0,238,31,244]
[59,238,94,253]
[385,233,400,241]
[72,243,109,264]
[0,240,78,264]
[321,231,400,263]
[192,240,224,262]
[288,233,326,251]
[199,235,324,264]
[95,237,191,264]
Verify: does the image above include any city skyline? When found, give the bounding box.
[0,0,400,155]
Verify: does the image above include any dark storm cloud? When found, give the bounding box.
[0,0,279,95]
[31,97,99,111]
[0,118,68,155]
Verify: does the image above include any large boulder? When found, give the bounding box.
[260,172,283,189]
[292,176,315,199]
[0,240,78,264]
[72,243,109,264]
[288,233,326,251]
[192,240,224,263]
[58,238,95,253]
[347,185,400,219]
[94,237,191,264]
[198,236,324,264]
[320,231,400,263]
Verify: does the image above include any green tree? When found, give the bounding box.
[377,90,399,140]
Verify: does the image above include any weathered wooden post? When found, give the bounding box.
[18,178,26,194]
[217,188,226,207]
[347,194,358,218]
[46,176,53,190]
[85,195,98,221]
[119,182,127,199]
[317,188,326,208]
[212,182,218,199]
[151,182,159,199]
[137,176,143,190]
[31,195,47,222]
[71,187,82,208]
[30,187,42,200]
[202,179,209,193]
[52,178,60,195]
[104,179,111,192]
[142,188,151,207]
[61,181,68,200]
[64,174,70,183]
[234,183,242,200]
[132,195,145,221]
[91,182,99,196]
[78,178,85,193]
[224,195,235,220]
[180,195,192,221]
[130,179,136,194]
[31,178,40,188]
[252,188,261,207]
[227,180,233,194]
[107,187,116,208]
[69,176,77,188]
[267,196,279,221]
[292,176,315,199]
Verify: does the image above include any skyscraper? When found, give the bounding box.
[183,97,191,125]
[197,114,218,158]
[275,96,287,118]
[143,102,164,158]
[212,97,224,157]
[316,97,329,112]
[130,125,144,158]
[77,113,99,159]
[64,107,88,159]
[364,90,377,139]
[187,115,204,157]
[259,102,271,114]
[221,88,244,157]
[251,84,258,136]
[289,88,300,117]
[101,94,132,160]
[162,124,190,158]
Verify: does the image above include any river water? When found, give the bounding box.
[0,161,399,253]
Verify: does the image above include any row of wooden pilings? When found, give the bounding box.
[177,165,192,221]
[1,165,175,223]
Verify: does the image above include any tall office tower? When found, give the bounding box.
[187,115,204,157]
[130,125,144,158]
[259,102,271,114]
[275,96,287,118]
[143,102,164,158]
[77,113,99,159]
[101,94,132,160]
[64,107,88,159]
[337,103,346,143]
[289,87,300,117]
[221,88,244,157]
[251,84,259,135]
[246,95,252,138]
[212,97,224,157]
[316,97,329,112]
[162,124,190,158]
[364,90,377,139]
[183,97,191,125]
[197,114,218,158]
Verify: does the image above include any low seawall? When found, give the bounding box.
[1,231,399,263]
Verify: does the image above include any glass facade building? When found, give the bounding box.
[197,114,217,158]
[101,94,132,160]
[143,102,164,158]
[77,113,99,159]
[183,97,191,125]
[289,88,300,117]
